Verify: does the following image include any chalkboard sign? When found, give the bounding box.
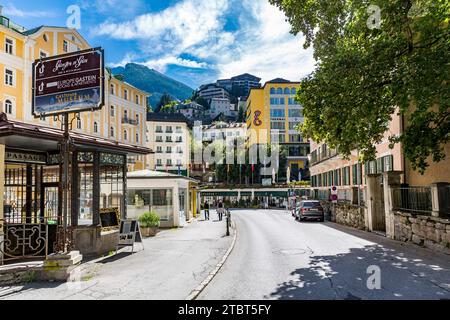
[100,207,120,230]
[117,219,143,253]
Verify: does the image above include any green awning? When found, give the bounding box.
[254,191,288,197]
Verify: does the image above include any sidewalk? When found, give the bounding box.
[0,215,233,300]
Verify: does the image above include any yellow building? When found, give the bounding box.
[246,78,309,181]
[0,15,149,171]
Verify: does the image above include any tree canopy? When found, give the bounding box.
[269,0,450,173]
[156,92,173,113]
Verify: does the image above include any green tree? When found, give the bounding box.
[160,101,178,113]
[156,92,173,112]
[270,0,450,173]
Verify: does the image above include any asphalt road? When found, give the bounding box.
[198,209,450,300]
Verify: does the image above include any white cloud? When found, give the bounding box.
[95,0,316,86]
[3,4,55,18]
[143,56,209,72]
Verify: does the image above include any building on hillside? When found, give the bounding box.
[175,101,204,122]
[190,121,246,182]
[209,98,232,119]
[217,73,262,98]
[197,83,230,103]
[246,78,309,183]
[146,113,190,176]
[0,16,149,172]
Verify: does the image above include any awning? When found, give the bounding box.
[0,113,151,155]
[254,191,288,197]
[201,191,239,197]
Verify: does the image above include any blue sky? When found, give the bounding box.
[3,0,315,89]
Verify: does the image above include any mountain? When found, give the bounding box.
[111,63,194,109]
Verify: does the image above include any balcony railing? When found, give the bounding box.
[122,117,139,125]
[392,187,432,215]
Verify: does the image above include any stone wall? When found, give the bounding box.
[394,212,450,254]
[334,203,366,230]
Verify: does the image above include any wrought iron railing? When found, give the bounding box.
[1,219,49,264]
[392,186,432,214]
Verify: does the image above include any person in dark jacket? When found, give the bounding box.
[204,201,210,220]
[217,201,224,221]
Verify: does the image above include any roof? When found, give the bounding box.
[146,112,189,123]
[127,170,199,183]
[231,73,262,82]
[0,113,151,155]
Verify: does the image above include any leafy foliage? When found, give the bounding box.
[138,211,160,228]
[269,0,450,173]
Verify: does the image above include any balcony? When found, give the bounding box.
[122,117,139,125]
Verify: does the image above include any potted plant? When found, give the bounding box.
[138,211,160,237]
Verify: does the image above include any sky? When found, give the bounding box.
[3,0,316,89]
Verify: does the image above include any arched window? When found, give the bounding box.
[270,88,276,95]
[110,84,115,95]
[110,127,115,137]
[5,99,13,114]
[284,88,290,94]
[124,130,128,140]
[76,118,82,129]
[291,88,297,95]
[136,133,139,143]
[276,88,283,94]
[94,122,98,133]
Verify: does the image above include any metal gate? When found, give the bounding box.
[373,177,386,232]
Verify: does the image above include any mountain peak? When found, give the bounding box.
[111,63,194,108]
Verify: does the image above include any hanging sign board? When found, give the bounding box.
[32,47,104,118]
[117,220,143,253]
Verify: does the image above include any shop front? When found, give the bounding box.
[126,170,200,228]
[0,114,150,264]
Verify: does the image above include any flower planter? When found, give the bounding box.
[140,226,159,237]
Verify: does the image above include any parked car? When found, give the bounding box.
[295,200,325,222]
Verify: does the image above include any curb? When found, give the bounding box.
[186,219,238,300]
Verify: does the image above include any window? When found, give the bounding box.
[270,109,285,118]
[110,127,115,137]
[156,126,163,133]
[135,114,139,124]
[110,84,115,95]
[166,146,172,153]
[124,89,128,100]
[279,97,285,105]
[124,110,128,119]
[94,122,98,133]
[276,88,283,94]
[270,88,276,94]
[352,164,363,185]
[289,122,298,130]
[289,109,302,118]
[156,136,163,142]
[167,159,172,166]
[166,136,173,142]
[271,121,285,130]
[110,105,115,117]
[43,34,48,42]
[135,95,139,104]
[166,126,173,133]
[157,159,162,166]
[63,40,68,52]
[176,126,182,133]
[76,118,82,129]
[284,88,290,94]
[177,159,182,166]
[123,130,128,140]
[176,136,182,142]
[291,88,297,95]
[157,146,163,153]
[177,146,183,154]
[4,99,13,115]
[289,134,302,143]
[5,38,13,55]
[5,68,14,86]
[342,166,351,185]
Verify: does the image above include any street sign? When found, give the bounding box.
[32,47,104,117]
[331,186,338,203]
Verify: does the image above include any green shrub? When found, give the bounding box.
[138,211,160,228]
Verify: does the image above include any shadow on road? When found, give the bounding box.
[268,244,450,300]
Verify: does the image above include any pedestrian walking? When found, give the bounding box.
[217,201,224,221]
[204,201,210,220]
